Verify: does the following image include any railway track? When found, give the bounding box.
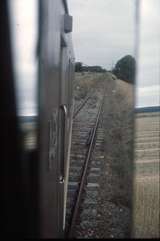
[73,94,91,119]
[65,88,105,238]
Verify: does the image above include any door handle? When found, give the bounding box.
[59,104,67,183]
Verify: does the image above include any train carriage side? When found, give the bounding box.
[0,0,74,238]
[38,0,74,238]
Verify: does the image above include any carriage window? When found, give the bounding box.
[9,0,38,151]
[6,0,160,238]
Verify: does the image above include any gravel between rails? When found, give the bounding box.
[65,80,105,237]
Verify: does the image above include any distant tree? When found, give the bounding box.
[82,65,106,73]
[75,62,83,72]
[75,62,107,73]
[112,55,136,83]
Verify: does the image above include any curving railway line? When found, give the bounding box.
[65,87,106,238]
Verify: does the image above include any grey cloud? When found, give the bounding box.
[69,0,135,68]
[69,0,160,107]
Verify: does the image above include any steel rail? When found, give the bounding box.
[73,95,91,119]
[67,94,105,238]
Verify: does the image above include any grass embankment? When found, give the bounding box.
[104,77,134,207]
[73,72,105,101]
[96,73,134,238]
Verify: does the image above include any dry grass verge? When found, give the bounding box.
[96,74,135,238]
[73,72,105,101]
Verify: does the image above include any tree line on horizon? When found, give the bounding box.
[75,55,136,84]
[75,62,107,73]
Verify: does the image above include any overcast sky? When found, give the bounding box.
[9,0,160,116]
[69,0,136,69]
[68,0,160,107]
